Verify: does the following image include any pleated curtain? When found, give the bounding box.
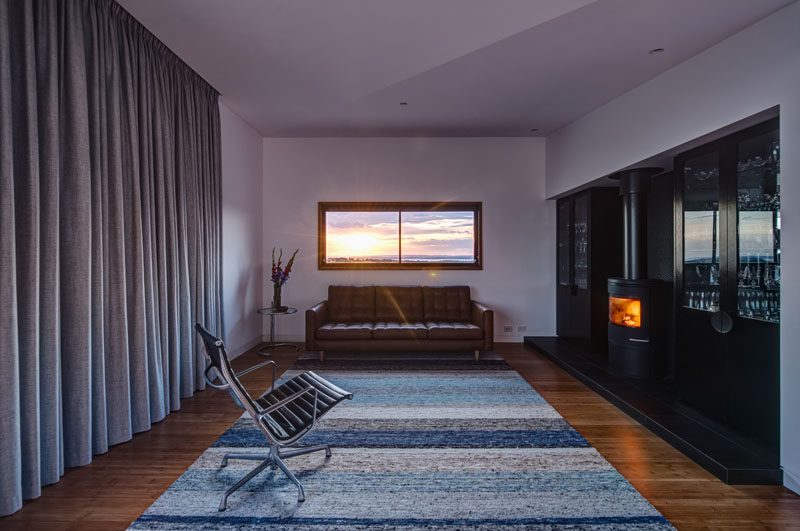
[0,0,223,515]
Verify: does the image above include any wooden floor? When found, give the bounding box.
[2,342,799,530]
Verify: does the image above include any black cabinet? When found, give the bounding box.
[556,188,622,353]
[675,118,780,453]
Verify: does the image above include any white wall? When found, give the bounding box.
[545,2,800,493]
[220,101,264,356]
[262,137,552,343]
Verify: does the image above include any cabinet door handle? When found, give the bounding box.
[710,310,733,334]
[569,285,578,296]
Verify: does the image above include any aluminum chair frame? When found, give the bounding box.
[195,324,352,511]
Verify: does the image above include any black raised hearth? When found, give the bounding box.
[523,336,781,484]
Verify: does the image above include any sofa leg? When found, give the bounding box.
[319,351,325,362]
[474,350,480,362]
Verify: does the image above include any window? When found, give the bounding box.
[318,202,482,270]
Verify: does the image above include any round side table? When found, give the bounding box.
[257,307,299,356]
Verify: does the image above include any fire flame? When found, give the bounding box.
[609,297,641,328]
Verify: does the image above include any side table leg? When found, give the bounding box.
[257,314,277,357]
[257,309,300,356]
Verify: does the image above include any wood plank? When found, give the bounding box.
[503,343,800,529]
[2,342,798,530]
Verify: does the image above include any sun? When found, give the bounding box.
[340,233,378,254]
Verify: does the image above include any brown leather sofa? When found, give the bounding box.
[305,285,494,361]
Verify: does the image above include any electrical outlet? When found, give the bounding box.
[517,325,527,334]
[503,325,514,334]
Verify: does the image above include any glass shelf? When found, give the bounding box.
[682,150,723,314]
[683,287,720,312]
[574,194,588,290]
[737,287,779,323]
[737,132,779,323]
[558,202,570,287]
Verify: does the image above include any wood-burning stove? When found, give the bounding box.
[608,278,662,378]
[608,168,664,379]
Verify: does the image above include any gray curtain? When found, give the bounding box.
[0,0,223,515]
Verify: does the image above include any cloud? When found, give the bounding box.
[325,210,476,258]
[326,211,398,230]
[402,236,473,254]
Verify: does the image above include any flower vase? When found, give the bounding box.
[272,283,283,311]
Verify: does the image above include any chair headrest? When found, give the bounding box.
[195,323,225,370]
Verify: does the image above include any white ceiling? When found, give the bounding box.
[118,0,794,137]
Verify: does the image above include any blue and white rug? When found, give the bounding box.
[130,352,673,529]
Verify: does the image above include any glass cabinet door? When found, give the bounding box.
[573,194,588,290]
[682,151,721,311]
[675,118,780,455]
[558,201,571,286]
[736,130,780,323]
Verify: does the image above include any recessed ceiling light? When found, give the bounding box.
[399,101,408,106]
[649,48,664,55]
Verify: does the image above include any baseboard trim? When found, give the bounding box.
[226,335,263,359]
[265,334,306,343]
[784,466,800,494]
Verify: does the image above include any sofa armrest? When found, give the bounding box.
[471,301,494,351]
[305,301,328,351]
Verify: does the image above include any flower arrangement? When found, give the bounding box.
[270,247,298,310]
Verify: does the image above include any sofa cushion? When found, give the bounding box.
[426,321,483,340]
[376,286,424,322]
[372,321,428,340]
[328,286,376,322]
[316,322,374,340]
[423,286,471,321]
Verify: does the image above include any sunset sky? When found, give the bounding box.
[326,211,474,260]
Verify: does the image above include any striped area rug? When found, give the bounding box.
[130,352,673,530]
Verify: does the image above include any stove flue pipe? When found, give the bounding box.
[610,167,662,280]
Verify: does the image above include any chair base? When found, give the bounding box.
[218,444,331,511]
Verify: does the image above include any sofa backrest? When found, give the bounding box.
[328,286,376,322]
[376,286,424,322]
[423,286,472,321]
[327,285,471,323]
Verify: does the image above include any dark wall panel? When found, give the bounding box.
[648,172,675,378]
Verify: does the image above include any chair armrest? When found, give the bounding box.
[205,360,276,393]
[471,301,494,351]
[305,300,328,350]
[204,364,230,390]
[238,360,277,394]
